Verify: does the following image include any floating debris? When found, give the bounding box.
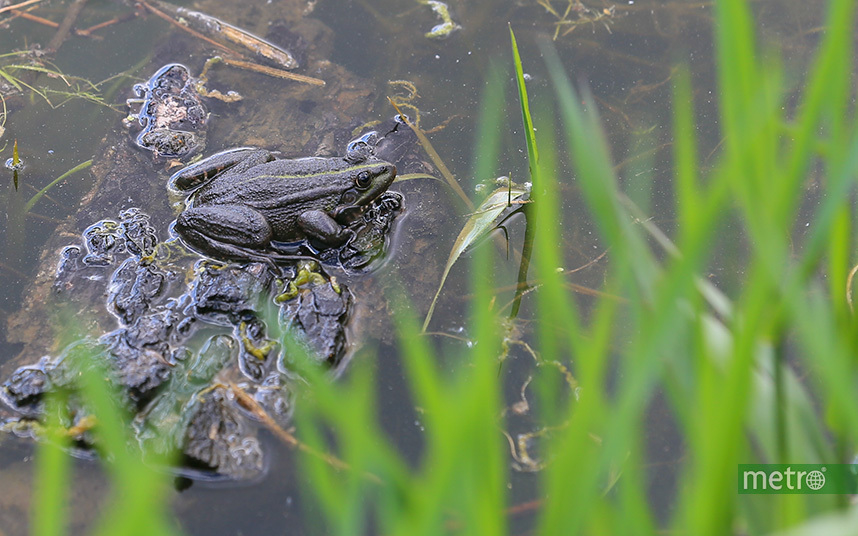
[536,0,617,39]
[145,0,299,70]
[419,0,461,39]
[218,56,324,87]
[200,55,324,90]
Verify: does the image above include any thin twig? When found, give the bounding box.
[220,56,325,86]
[140,1,240,57]
[46,0,87,53]
[77,13,137,36]
[11,9,56,27]
[0,260,27,279]
[229,383,382,484]
[26,212,66,224]
[0,0,42,15]
[388,97,473,209]
[24,183,62,208]
[16,9,107,40]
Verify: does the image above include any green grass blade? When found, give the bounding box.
[672,66,700,246]
[775,0,855,225]
[509,26,538,180]
[32,394,72,536]
[24,159,92,213]
[69,349,183,536]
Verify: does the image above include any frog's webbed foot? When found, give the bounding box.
[176,225,273,268]
[169,148,275,191]
[178,228,319,274]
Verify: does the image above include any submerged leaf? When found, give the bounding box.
[422,182,530,331]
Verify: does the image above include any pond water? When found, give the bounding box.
[0,0,825,534]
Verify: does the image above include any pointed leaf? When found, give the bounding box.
[422,183,530,331]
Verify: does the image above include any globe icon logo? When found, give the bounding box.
[806,470,826,490]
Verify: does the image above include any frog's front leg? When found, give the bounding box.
[297,210,353,248]
[176,204,273,260]
[169,148,275,191]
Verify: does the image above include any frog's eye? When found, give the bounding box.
[355,171,373,189]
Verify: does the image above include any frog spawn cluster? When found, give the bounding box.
[125,63,208,159]
[1,58,408,481]
[0,201,399,480]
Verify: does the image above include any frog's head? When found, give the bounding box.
[334,159,396,222]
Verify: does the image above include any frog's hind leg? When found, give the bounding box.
[169,148,275,191]
[175,204,274,260]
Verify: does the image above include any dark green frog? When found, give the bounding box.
[169,147,396,263]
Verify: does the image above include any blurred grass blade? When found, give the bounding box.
[672,67,700,246]
[539,39,657,298]
[33,393,72,536]
[68,349,183,536]
[470,61,506,188]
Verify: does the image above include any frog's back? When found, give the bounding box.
[195,157,352,207]
[255,157,353,178]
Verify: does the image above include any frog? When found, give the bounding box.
[169,145,397,264]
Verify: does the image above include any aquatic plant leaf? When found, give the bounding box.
[422,183,529,331]
[416,0,461,39]
[0,68,23,91]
